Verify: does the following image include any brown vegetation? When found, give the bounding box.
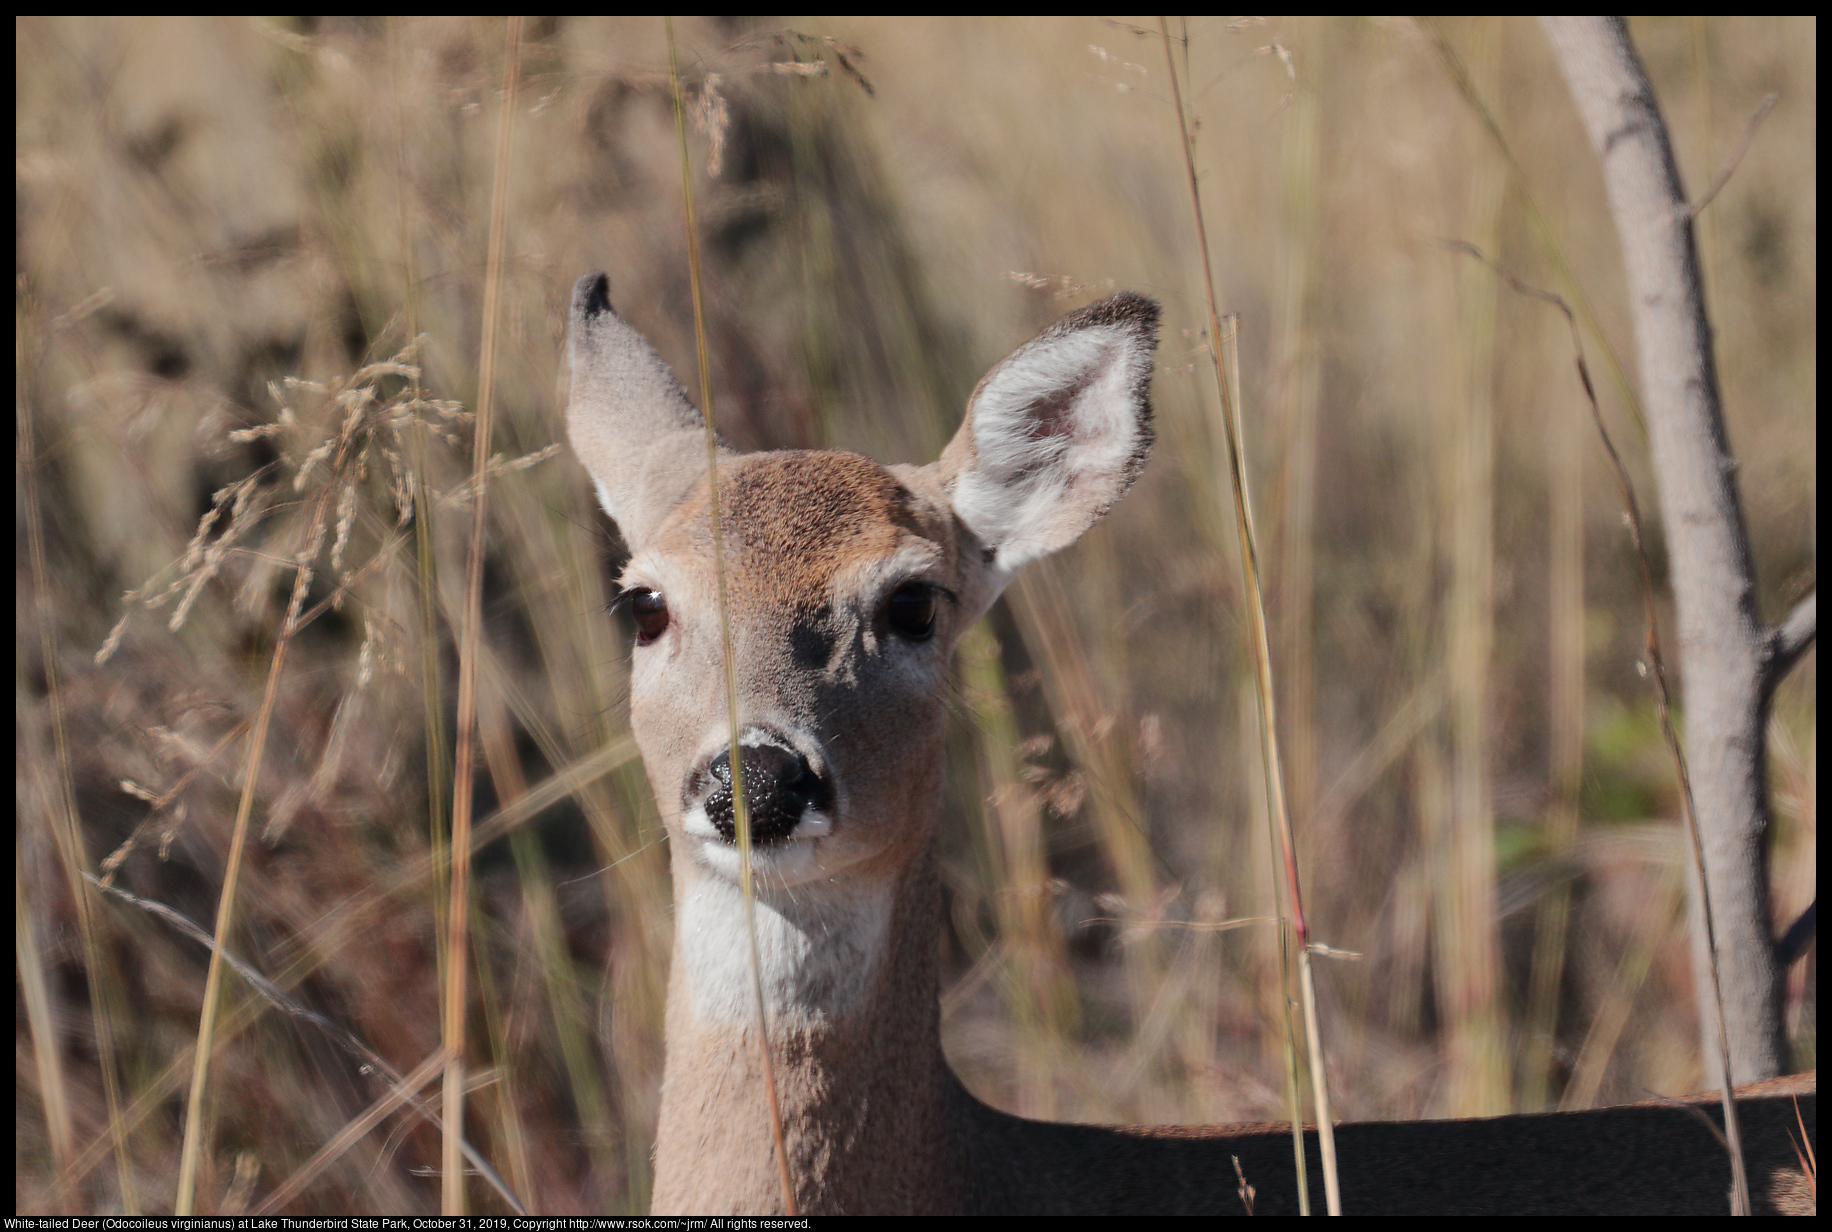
[17,16,1814,1214]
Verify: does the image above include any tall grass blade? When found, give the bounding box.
[667,17,797,1215]
[439,15,522,1215]
[1159,16,1340,1214]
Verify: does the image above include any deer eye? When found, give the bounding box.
[626,588,670,646]
[885,583,939,642]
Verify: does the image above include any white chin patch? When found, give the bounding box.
[677,870,891,1026]
[681,802,834,883]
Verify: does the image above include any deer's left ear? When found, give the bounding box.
[934,293,1158,587]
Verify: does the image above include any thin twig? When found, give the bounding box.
[1416,18,1645,438]
[1689,92,1778,219]
[84,875,525,1215]
[1445,235,1749,1214]
[46,741,640,1206]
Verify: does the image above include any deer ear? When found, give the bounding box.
[937,293,1158,585]
[566,273,733,548]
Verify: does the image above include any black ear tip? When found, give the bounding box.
[1107,291,1161,331]
[573,272,613,319]
[1054,290,1160,347]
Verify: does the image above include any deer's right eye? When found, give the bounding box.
[628,588,670,645]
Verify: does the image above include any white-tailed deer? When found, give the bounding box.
[565,272,1814,1215]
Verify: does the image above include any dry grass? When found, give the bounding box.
[16,15,1815,1215]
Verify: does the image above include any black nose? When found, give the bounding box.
[703,742,832,844]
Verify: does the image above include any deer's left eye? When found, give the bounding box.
[885,583,939,642]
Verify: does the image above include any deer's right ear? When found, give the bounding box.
[566,272,732,548]
[936,292,1158,591]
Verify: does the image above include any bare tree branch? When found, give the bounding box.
[1540,17,1789,1097]
[1776,900,1816,968]
[1765,590,1817,698]
[1690,92,1778,219]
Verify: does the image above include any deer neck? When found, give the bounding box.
[651,837,965,1214]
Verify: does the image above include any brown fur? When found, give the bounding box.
[566,273,1814,1215]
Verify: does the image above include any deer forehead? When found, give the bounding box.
[640,449,955,614]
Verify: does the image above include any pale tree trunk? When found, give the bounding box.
[1540,17,1814,1086]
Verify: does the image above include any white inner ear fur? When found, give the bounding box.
[951,325,1145,575]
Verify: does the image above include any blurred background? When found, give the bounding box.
[16,15,1815,1215]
